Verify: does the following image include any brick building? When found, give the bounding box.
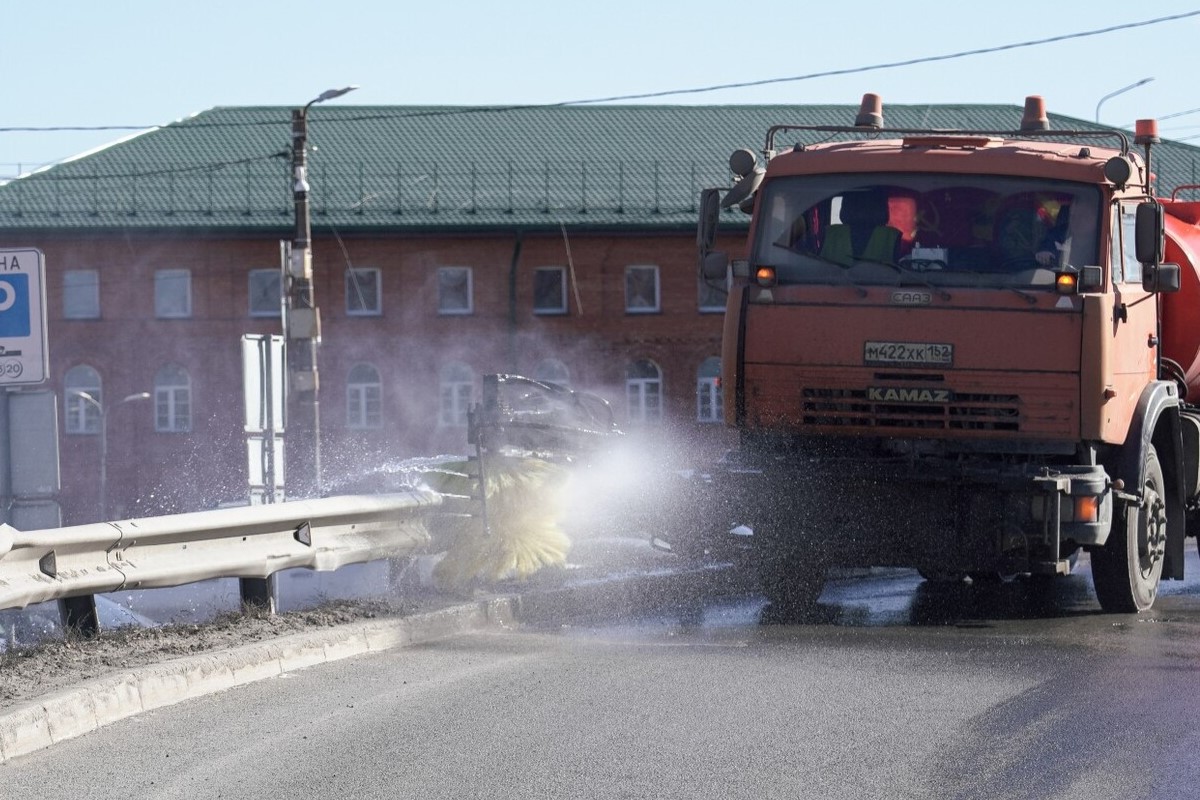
[1,101,1197,524]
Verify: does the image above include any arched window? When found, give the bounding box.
[347,363,382,429]
[697,357,722,423]
[626,359,662,424]
[439,362,474,426]
[155,364,191,433]
[64,365,102,435]
[534,358,571,389]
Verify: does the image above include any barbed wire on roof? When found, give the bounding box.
[0,158,733,221]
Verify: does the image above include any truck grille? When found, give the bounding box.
[801,387,1021,431]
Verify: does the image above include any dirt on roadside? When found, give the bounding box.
[0,598,422,709]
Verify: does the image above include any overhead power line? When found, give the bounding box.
[2,10,1197,138]
[563,10,1200,105]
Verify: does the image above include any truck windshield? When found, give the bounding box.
[752,173,1101,289]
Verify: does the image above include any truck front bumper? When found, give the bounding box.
[715,446,1113,574]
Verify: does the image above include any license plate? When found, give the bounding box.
[863,341,953,366]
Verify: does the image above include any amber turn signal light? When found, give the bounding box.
[1074,496,1099,524]
[755,266,777,287]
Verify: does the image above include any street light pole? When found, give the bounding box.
[287,85,358,499]
[1095,77,1155,124]
[71,390,150,521]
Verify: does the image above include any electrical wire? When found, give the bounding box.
[2,10,1196,136]
[559,223,584,316]
[2,11,1196,182]
[559,10,1200,105]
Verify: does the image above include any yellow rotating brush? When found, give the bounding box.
[421,456,571,592]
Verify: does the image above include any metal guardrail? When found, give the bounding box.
[0,489,442,633]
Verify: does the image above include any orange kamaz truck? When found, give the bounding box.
[696,94,1200,614]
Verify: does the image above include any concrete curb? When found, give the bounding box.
[0,563,747,764]
[0,597,518,764]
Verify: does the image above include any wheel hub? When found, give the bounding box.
[1137,490,1167,576]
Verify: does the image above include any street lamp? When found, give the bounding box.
[287,85,358,498]
[1095,77,1155,124]
[70,390,150,521]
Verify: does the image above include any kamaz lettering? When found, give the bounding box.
[867,387,952,403]
[890,291,932,306]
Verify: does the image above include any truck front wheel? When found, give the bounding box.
[753,520,827,618]
[759,551,826,618]
[1091,445,1167,613]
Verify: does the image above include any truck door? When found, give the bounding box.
[1110,200,1159,423]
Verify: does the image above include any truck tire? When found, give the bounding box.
[757,539,827,618]
[1091,445,1167,613]
[759,557,825,617]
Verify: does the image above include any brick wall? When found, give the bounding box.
[0,227,743,523]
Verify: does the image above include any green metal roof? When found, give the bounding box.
[2,103,1199,233]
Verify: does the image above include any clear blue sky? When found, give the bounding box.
[4,1,1199,177]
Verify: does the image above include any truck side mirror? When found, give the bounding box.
[696,189,720,277]
[721,150,765,213]
[1143,262,1181,294]
[697,188,721,269]
[1135,202,1165,265]
[701,251,730,280]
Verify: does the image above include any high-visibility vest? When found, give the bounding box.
[820,224,901,266]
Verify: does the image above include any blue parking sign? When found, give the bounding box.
[0,274,31,338]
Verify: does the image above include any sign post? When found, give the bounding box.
[0,248,47,527]
[242,334,287,504]
[0,248,47,387]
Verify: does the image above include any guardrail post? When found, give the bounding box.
[57,594,100,639]
[239,576,277,614]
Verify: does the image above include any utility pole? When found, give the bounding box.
[286,86,357,498]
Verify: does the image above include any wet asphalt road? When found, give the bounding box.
[6,548,1200,799]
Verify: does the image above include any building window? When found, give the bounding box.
[697,357,722,423]
[533,267,568,315]
[64,365,102,435]
[625,265,660,313]
[346,268,382,316]
[63,270,100,319]
[698,275,725,313]
[248,269,281,318]
[154,364,191,433]
[155,269,192,318]
[439,362,474,426]
[534,358,571,388]
[347,363,382,429]
[626,359,662,424]
[438,267,473,315]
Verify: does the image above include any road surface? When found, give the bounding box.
[5,555,1200,799]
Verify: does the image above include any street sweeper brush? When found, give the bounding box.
[419,375,623,592]
[426,456,572,590]
[470,373,622,462]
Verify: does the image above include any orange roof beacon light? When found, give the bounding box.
[755,265,778,287]
[1020,96,1050,131]
[1135,119,1161,145]
[1134,119,1161,195]
[855,93,883,128]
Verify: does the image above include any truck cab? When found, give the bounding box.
[698,95,1188,614]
